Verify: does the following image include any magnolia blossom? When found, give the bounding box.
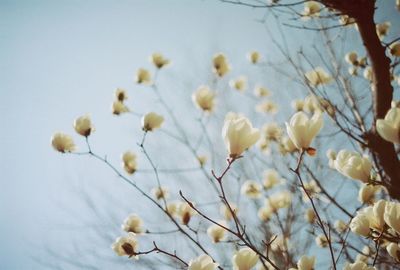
[222,114,260,158]
[386,243,400,262]
[271,235,289,251]
[303,95,322,113]
[297,255,315,270]
[149,53,169,69]
[220,204,238,221]
[151,186,169,200]
[358,184,380,204]
[122,151,137,174]
[51,132,76,153]
[292,99,305,111]
[254,86,270,97]
[376,21,391,40]
[192,86,216,112]
[122,214,144,234]
[334,150,372,182]
[363,67,372,81]
[376,107,400,144]
[258,205,273,221]
[74,115,93,137]
[384,201,400,234]
[343,261,376,270]
[348,66,358,76]
[285,112,323,150]
[178,202,196,225]
[262,122,282,141]
[115,88,128,101]
[302,180,321,200]
[345,51,358,65]
[112,100,129,115]
[229,76,247,92]
[267,191,292,211]
[141,112,164,131]
[339,15,356,26]
[247,51,261,64]
[305,67,332,86]
[315,234,328,248]
[111,233,139,259]
[166,201,179,216]
[355,246,371,263]
[241,180,262,199]
[389,42,400,57]
[197,155,208,167]
[135,68,152,84]
[335,220,347,233]
[207,221,227,243]
[256,100,278,114]
[305,208,316,223]
[281,136,297,153]
[262,169,283,189]
[350,213,371,237]
[213,53,230,77]
[302,1,320,18]
[188,255,219,270]
[232,247,259,270]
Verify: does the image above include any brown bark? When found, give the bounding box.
[322,0,400,199]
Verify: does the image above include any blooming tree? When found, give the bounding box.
[51,1,400,269]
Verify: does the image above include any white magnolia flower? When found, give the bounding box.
[386,243,400,262]
[151,186,169,201]
[192,86,216,112]
[292,99,305,111]
[149,53,170,69]
[267,191,292,211]
[51,132,76,153]
[258,205,273,221]
[207,221,227,243]
[135,68,152,84]
[363,67,372,81]
[286,112,323,150]
[166,201,179,216]
[141,112,164,131]
[230,76,247,92]
[343,261,376,270]
[315,234,328,248]
[247,51,261,64]
[384,201,400,234]
[232,247,259,270]
[256,100,278,114]
[262,169,283,189]
[376,107,400,144]
[122,151,137,174]
[303,1,321,18]
[122,214,144,234]
[376,21,391,40]
[262,122,282,141]
[188,255,219,270]
[305,67,332,86]
[339,15,356,26]
[111,232,139,259]
[281,136,297,153]
[355,246,371,263]
[254,86,270,97]
[178,202,196,225]
[358,184,380,204]
[213,53,230,77]
[241,180,262,199]
[389,42,400,57]
[334,220,347,233]
[345,51,358,65]
[222,114,260,158]
[112,100,129,115]
[305,208,316,223]
[303,95,322,113]
[297,255,315,270]
[334,150,372,182]
[350,212,370,237]
[73,115,93,137]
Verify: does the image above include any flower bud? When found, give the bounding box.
[135,68,152,84]
[192,86,216,112]
[206,221,227,243]
[334,150,372,182]
[376,107,400,144]
[141,112,164,132]
[188,255,219,270]
[51,132,76,153]
[121,214,144,234]
[149,53,169,69]
[247,51,261,64]
[111,233,139,259]
[212,53,230,77]
[122,151,137,174]
[74,115,93,137]
[232,247,259,270]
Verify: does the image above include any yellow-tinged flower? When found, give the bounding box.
[267,190,292,211]
[315,234,328,248]
[363,67,372,81]
[222,114,260,158]
[305,208,316,223]
[258,205,273,221]
[74,115,93,137]
[247,51,261,64]
[281,136,297,153]
[166,201,179,216]
[303,1,321,18]
[229,76,247,92]
[151,186,169,200]
[343,261,376,270]
[232,247,259,270]
[188,255,219,270]
[262,122,282,141]
[112,100,129,115]
[206,221,227,243]
[122,214,144,234]
[135,68,152,84]
[334,150,372,182]
[384,201,400,234]
[297,255,315,270]
[115,88,128,102]
[149,53,170,69]
[220,203,238,221]
[350,212,370,237]
[376,22,391,40]
[262,169,283,189]
[334,220,347,233]
[285,112,323,150]
[303,95,322,114]
[122,151,137,174]
[339,15,356,26]
[345,51,358,65]
[358,184,380,204]
[178,202,197,225]
[389,42,400,57]
[192,86,216,112]
[376,107,400,144]
[241,180,262,199]
[386,243,400,262]
[213,53,230,77]
[141,112,164,131]
[197,155,208,167]
[51,132,76,153]
[292,99,305,111]
[254,86,270,97]
[256,100,278,114]
[305,67,332,86]
[111,232,139,259]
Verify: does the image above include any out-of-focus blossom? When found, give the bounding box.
[135,68,152,84]
[142,112,164,132]
[292,99,305,111]
[389,42,400,57]
[262,122,282,141]
[384,201,400,234]
[220,203,238,221]
[112,100,129,115]
[51,132,76,153]
[150,53,170,69]
[376,107,400,144]
[207,221,227,243]
[232,247,259,270]
[241,180,262,199]
[343,261,376,270]
[247,51,261,64]
[302,1,321,18]
[386,243,400,262]
[74,115,93,137]
[315,234,328,248]
[254,86,270,97]
[213,53,230,77]
[111,233,139,259]
[263,169,283,189]
[197,155,208,167]
[222,114,260,158]
[267,191,292,211]
[151,186,169,200]
[363,67,372,81]
[122,214,144,234]
[358,184,380,204]
[335,220,347,233]
[256,100,278,114]
[376,21,391,40]
[229,76,247,92]
[178,202,196,225]
[192,86,216,112]
[115,88,128,102]
[188,255,219,270]
[122,151,137,174]
[258,205,273,221]
[305,67,332,86]
[305,208,315,223]
[345,51,358,65]
[297,255,315,270]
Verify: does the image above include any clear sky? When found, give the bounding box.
[0,0,399,269]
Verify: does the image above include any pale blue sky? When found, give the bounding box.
[0,0,399,269]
